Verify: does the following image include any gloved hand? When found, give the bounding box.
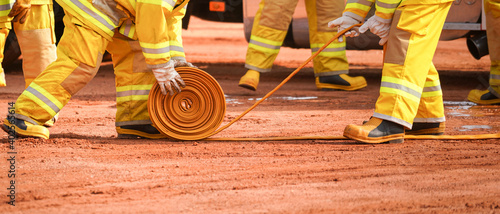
[359,15,391,45]
[8,0,31,24]
[172,58,197,68]
[328,14,362,42]
[152,60,186,96]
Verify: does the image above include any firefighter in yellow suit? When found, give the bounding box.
[331,0,453,143]
[0,0,58,126]
[467,0,500,105]
[2,0,190,139]
[238,0,367,91]
[0,0,57,88]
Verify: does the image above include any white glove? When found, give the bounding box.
[172,58,197,68]
[359,15,391,45]
[152,60,186,95]
[328,14,362,42]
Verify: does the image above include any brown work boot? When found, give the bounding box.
[116,124,168,139]
[468,89,500,105]
[315,74,367,91]
[406,122,445,135]
[344,117,404,144]
[238,70,260,91]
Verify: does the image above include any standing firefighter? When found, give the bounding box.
[0,0,58,126]
[2,0,191,139]
[331,0,453,143]
[238,0,367,91]
[467,0,500,105]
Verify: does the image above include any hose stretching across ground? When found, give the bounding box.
[148,24,500,141]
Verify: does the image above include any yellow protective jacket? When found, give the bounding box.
[55,0,188,68]
[343,0,453,23]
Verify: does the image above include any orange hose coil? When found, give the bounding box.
[148,67,226,140]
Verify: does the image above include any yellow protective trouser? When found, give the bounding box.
[485,0,500,97]
[107,35,156,127]
[373,2,452,129]
[13,12,157,127]
[245,0,348,76]
[13,13,108,125]
[0,3,56,88]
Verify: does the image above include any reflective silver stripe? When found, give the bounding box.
[163,0,176,7]
[311,47,345,53]
[142,46,170,54]
[343,12,364,23]
[70,0,115,31]
[413,117,446,123]
[373,113,412,129]
[422,85,441,92]
[375,0,400,9]
[244,64,271,73]
[123,20,132,36]
[116,120,152,127]
[314,70,349,77]
[381,82,421,98]
[14,113,40,126]
[116,90,150,97]
[26,86,60,113]
[0,3,12,11]
[490,74,500,80]
[170,45,184,52]
[249,39,281,50]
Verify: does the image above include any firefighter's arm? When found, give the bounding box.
[328,0,375,41]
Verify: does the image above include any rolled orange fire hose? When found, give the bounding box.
[148,24,500,141]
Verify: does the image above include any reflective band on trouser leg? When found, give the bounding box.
[485,7,500,97]
[414,64,445,123]
[168,3,186,61]
[244,0,296,73]
[14,4,57,88]
[14,13,108,125]
[107,37,156,126]
[306,0,349,77]
[0,27,8,87]
[374,3,451,129]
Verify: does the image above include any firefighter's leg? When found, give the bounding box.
[4,13,108,139]
[305,0,367,91]
[107,35,165,139]
[343,2,452,143]
[468,0,500,104]
[14,3,59,127]
[0,23,10,87]
[14,3,57,88]
[407,63,446,135]
[239,0,298,91]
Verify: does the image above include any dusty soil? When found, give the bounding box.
[0,17,499,213]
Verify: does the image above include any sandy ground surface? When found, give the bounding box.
[0,17,499,213]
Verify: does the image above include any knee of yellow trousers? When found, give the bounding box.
[17,28,57,85]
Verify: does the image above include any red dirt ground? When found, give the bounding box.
[0,17,499,213]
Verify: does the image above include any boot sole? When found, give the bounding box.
[467,95,500,105]
[343,131,404,144]
[316,82,367,91]
[2,122,49,139]
[406,127,444,135]
[116,127,168,139]
[238,83,257,91]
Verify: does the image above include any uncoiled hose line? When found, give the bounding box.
[148,24,500,141]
